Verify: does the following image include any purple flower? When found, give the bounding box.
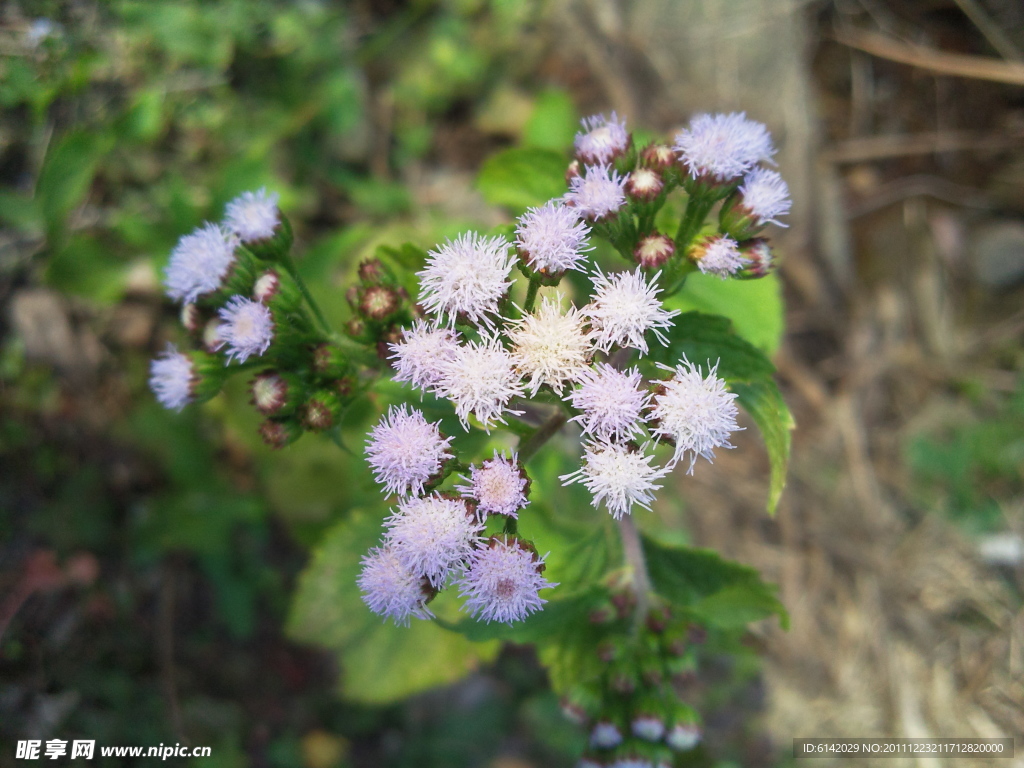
[674,112,775,181]
[457,537,556,624]
[163,223,239,304]
[216,296,274,363]
[366,405,454,497]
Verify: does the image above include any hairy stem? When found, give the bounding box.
[517,408,567,463]
[617,515,652,635]
[280,252,333,336]
[522,274,542,315]
[674,195,714,252]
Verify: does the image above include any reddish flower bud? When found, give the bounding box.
[634,234,675,270]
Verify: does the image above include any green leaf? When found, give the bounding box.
[665,271,783,354]
[643,536,788,629]
[523,89,578,152]
[477,147,567,213]
[286,510,499,704]
[36,129,112,236]
[648,311,794,514]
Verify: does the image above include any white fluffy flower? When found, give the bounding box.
[389,322,461,394]
[216,296,274,363]
[149,344,194,411]
[649,357,741,472]
[417,232,515,328]
[666,723,702,751]
[385,494,482,586]
[565,164,628,221]
[515,201,592,275]
[738,167,791,225]
[561,440,668,519]
[224,188,281,243]
[674,112,775,181]
[457,537,556,624]
[436,333,525,431]
[583,267,679,355]
[574,112,630,165]
[694,235,748,278]
[163,223,240,304]
[457,451,529,518]
[568,363,650,442]
[590,721,623,749]
[509,293,593,396]
[611,760,654,768]
[365,405,454,496]
[631,715,666,742]
[357,545,434,626]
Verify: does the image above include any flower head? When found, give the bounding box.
[385,494,482,586]
[515,201,593,275]
[216,296,274,363]
[389,322,461,394]
[436,333,524,431]
[673,112,775,181]
[457,451,529,518]
[738,167,791,226]
[691,235,748,278]
[357,545,434,626]
[590,721,623,749]
[224,188,281,243]
[163,223,240,304]
[457,537,556,624]
[565,164,628,222]
[509,293,593,395]
[149,344,194,411]
[649,357,741,472]
[417,232,515,328]
[574,112,630,165]
[631,715,666,742]
[583,267,679,355]
[666,723,702,751]
[561,440,668,519]
[568,363,650,442]
[366,405,454,496]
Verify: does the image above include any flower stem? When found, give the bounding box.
[280,252,333,336]
[674,195,714,253]
[617,515,652,636]
[522,274,542,315]
[517,408,567,463]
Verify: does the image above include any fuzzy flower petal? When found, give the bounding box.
[568,363,651,442]
[583,267,679,355]
[388,322,461,394]
[565,164,628,221]
[515,201,593,275]
[674,112,775,181]
[574,112,630,165]
[649,357,741,472]
[385,495,482,586]
[149,344,194,412]
[366,405,454,496]
[435,333,525,431]
[738,167,791,226]
[694,235,748,278]
[457,537,556,624]
[509,293,593,396]
[457,451,529,519]
[357,545,435,626]
[163,223,240,304]
[417,232,515,329]
[224,188,281,243]
[561,440,668,519]
[216,296,274,363]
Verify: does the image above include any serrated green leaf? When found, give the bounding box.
[286,510,499,704]
[477,147,567,213]
[647,311,793,513]
[643,536,787,629]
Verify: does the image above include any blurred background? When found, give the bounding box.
[1,1,1022,766]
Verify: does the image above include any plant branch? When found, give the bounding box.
[617,515,652,635]
[522,274,542,315]
[279,252,333,336]
[517,407,567,463]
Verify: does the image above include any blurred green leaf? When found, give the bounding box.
[287,509,499,704]
[647,311,793,513]
[477,147,567,213]
[36,129,112,236]
[523,90,577,152]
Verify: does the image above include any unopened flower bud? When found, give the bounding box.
[665,722,701,752]
[589,601,616,624]
[358,258,392,285]
[645,602,671,633]
[359,285,402,322]
[633,234,675,270]
[632,714,666,742]
[253,268,302,312]
[202,317,225,354]
[258,417,303,449]
[345,317,370,343]
[625,167,664,202]
[640,143,676,171]
[345,285,361,309]
[250,370,305,416]
[301,389,341,432]
[180,303,204,335]
[566,159,581,183]
[311,343,351,379]
[736,238,775,279]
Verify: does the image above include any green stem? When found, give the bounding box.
[280,252,332,336]
[517,408,567,463]
[503,517,518,536]
[522,274,542,315]
[674,195,714,253]
[617,515,652,637]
